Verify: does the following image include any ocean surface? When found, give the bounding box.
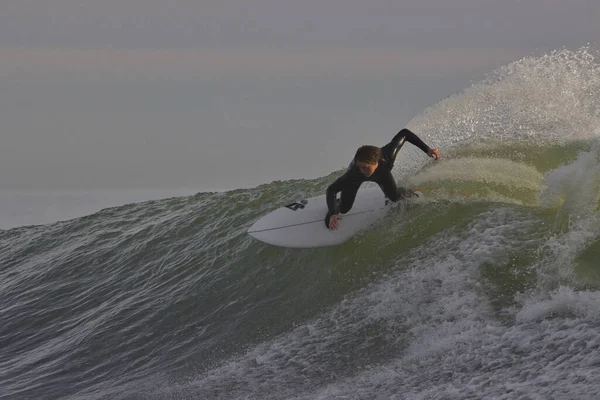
[2,48,600,399]
[0,190,199,231]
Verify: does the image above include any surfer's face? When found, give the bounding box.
[356,161,378,177]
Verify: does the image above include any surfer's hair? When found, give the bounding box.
[354,146,381,164]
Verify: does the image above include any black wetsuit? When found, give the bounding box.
[325,128,432,227]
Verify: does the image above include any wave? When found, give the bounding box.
[1,47,600,400]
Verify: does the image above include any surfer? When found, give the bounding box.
[326,128,440,230]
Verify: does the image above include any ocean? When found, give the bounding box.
[1,47,600,399]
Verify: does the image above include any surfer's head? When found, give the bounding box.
[354,145,380,177]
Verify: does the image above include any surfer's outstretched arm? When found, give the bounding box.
[392,128,430,153]
[385,128,441,161]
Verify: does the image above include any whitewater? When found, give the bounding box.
[1,47,600,399]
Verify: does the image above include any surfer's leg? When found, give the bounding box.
[339,182,362,213]
[377,171,415,201]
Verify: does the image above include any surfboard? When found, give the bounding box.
[248,186,416,248]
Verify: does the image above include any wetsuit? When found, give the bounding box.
[325,128,432,227]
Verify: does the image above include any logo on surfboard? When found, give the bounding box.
[284,199,308,211]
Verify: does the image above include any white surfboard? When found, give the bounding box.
[248,187,405,248]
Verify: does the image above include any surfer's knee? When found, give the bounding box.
[335,196,352,214]
[339,204,352,214]
[387,193,400,202]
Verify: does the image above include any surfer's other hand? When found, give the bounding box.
[328,214,341,230]
[427,148,441,160]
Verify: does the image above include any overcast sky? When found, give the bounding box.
[1,0,598,190]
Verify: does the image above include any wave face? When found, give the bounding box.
[2,48,600,400]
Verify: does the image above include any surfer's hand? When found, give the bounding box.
[328,214,341,230]
[428,148,441,160]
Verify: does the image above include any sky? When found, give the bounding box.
[0,0,599,191]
